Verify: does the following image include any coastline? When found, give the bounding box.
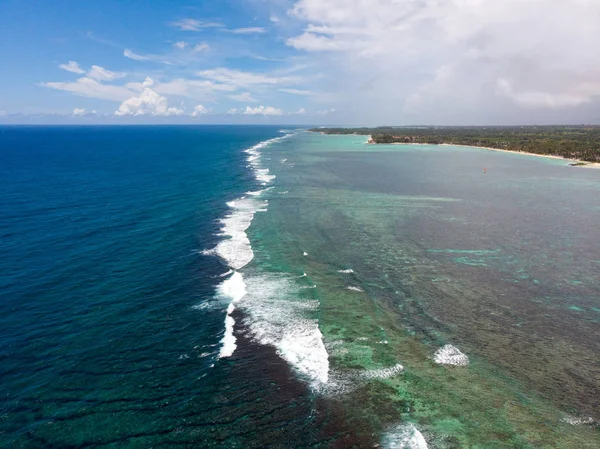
[365,135,600,168]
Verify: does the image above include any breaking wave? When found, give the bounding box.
[434,344,469,366]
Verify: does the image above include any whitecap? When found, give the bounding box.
[347,286,364,292]
[303,251,308,256]
[255,168,276,185]
[241,273,329,388]
[206,133,294,359]
[338,269,354,274]
[434,344,469,366]
[205,197,267,270]
[561,416,595,426]
[217,271,248,358]
[361,363,404,379]
[382,423,428,449]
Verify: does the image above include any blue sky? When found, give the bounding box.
[1,0,600,124]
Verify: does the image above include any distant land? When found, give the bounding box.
[310,126,600,164]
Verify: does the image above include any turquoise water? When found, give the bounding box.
[1,128,599,447]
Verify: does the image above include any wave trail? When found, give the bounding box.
[217,272,248,358]
[241,272,329,388]
[203,133,294,359]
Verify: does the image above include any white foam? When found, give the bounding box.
[338,269,354,273]
[361,363,404,379]
[303,251,308,256]
[246,186,273,196]
[434,344,469,366]
[382,423,428,449]
[206,133,294,360]
[561,416,595,426]
[255,168,276,185]
[204,197,267,270]
[347,286,364,292]
[241,273,329,388]
[217,272,248,358]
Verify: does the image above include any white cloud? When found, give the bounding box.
[243,105,283,116]
[174,41,187,50]
[290,107,306,115]
[227,27,267,34]
[286,0,600,122]
[123,49,173,65]
[317,108,335,115]
[270,15,279,23]
[228,108,239,115]
[59,61,85,74]
[228,91,257,102]
[279,88,314,96]
[87,65,126,81]
[169,19,221,31]
[191,104,208,116]
[151,78,237,98]
[125,76,154,92]
[43,77,133,101]
[124,49,151,61]
[497,78,596,109]
[115,80,184,116]
[194,42,210,52]
[197,68,297,87]
[72,108,97,116]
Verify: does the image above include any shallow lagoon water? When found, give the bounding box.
[249,132,600,447]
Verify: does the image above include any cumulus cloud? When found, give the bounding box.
[228,92,257,102]
[191,104,208,116]
[72,108,97,116]
[243,105,283,116]
[59,61,85,74]
[290,107,306,115]
[286,0,600,123]
[169,19,221,31]
[228,108,239,115]
[115,79,184,116]
[194,42,210,52]
[87,65,126,81]
[497,79,597,109]
[174,41,187,50]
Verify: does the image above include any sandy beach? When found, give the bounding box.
[366,136,600,168]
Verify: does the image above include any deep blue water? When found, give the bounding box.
[0,126,300,447]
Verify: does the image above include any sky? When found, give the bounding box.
[1,0,600,125]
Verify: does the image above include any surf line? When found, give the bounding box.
[201,134,293,359]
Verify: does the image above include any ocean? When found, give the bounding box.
[1,126,599,448]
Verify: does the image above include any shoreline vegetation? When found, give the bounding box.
[309,126,600,167]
